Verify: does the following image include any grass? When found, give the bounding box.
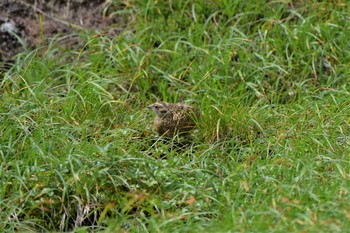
[1,0,350,232]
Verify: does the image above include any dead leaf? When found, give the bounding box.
[185,195,196,206]
[241,180,250,192]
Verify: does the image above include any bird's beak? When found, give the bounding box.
[147,105,152,109]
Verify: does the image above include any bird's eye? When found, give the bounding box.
[155,106,160,109]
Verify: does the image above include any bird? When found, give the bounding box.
[147,102,200,137]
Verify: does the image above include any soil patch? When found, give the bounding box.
[0,0,126,62]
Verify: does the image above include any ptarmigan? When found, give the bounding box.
[147,102,200,137]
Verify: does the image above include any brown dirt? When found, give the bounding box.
[0,0,126,62]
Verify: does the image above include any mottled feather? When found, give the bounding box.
[148,102,200,137]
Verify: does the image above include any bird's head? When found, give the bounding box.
[147,102,171,117]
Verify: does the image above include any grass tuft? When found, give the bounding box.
[1,0,350,232]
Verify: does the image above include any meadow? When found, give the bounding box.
[1,0,350,232]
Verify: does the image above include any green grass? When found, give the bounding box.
[1,0,350,232]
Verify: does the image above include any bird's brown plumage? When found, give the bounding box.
[148,102,200,137]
